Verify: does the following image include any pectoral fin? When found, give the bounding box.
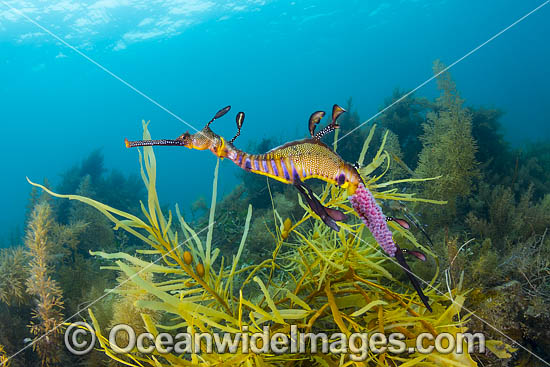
[325,207,348,222]
[293,177,347,232]
[403,249,427,261]
[386,216,411,230]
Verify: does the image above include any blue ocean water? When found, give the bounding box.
[0,0,548,244]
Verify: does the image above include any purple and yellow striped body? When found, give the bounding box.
[124,110,362,195]
[221,137,362,195]
[150,126,363,194]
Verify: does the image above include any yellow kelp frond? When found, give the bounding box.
[272,212,479,366]
[29,122,486,366]
[0,345,10,367]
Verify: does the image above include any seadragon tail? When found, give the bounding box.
[349,183,432,312]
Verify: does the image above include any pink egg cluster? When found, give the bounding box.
[349,183,397,257]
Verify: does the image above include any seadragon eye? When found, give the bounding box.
[177,132,192,144]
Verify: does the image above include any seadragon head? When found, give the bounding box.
[125,106,244,158]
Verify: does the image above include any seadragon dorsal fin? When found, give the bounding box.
[313,104,346,140]
[308,110,326,137]
[229,112,245,144]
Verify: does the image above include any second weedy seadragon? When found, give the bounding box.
[125,105,432,311]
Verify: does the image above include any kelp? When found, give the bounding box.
[25,203,65,367]
[415,60,478,224]
[0,247,27,306]
[0,345,9,367]
[28,121,485,366]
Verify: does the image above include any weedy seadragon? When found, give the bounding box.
[125,105,432,311]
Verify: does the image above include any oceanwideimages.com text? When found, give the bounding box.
[65,322,485,361]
